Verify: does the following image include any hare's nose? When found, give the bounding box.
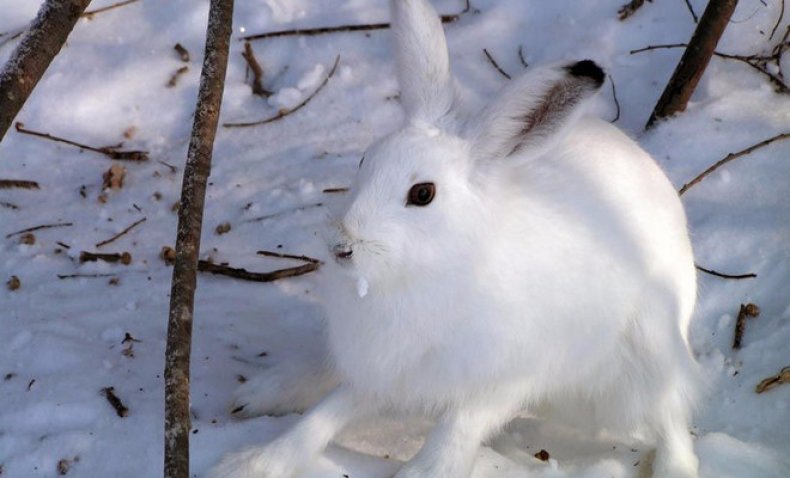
[333,244,353,260]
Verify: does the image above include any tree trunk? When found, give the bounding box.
[646,0,739,129]
[163,1,234,477]
[0,0,93,142]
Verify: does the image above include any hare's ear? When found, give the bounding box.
[469,60,605,161]
[391,0,455,123]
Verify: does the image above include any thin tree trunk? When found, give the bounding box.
[163,1,234,477]
[646,0,739,129]
[0,0,93,142]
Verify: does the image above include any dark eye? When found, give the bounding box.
[407,182,436,207]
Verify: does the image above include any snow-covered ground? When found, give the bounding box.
[1,0,789,476]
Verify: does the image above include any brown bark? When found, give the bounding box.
[0,0,93,142]
[163,1,234,478]
[646,0,739,129]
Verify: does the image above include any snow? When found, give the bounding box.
[0,0,789,477]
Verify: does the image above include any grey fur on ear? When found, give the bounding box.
[469,60,606,161]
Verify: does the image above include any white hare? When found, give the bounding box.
[209,0,701,477]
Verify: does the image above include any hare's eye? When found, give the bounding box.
[407,182,435,207]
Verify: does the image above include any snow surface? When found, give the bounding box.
[1,0,789,477]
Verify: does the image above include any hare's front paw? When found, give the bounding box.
[232,361,335,418]
[205,446,295,478]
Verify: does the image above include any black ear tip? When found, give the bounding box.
[566,60,605,86]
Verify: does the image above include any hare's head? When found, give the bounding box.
[330,0,605,289]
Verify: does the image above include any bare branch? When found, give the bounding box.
[0,179,39,189]
[14,122,149,161]
[0,0,93,142]
[164,1,234,477]
[695,264,757,280]
[679,132,790,195]
[646,0,739,128]
[82,0,141,19]
[95,217,146,248]
[198,260,319,282]
[683,0,700,23]
[6,221,72,239]
[240,42,272,97]
[483,48,512,79]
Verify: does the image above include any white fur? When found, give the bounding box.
[209,0,701,477]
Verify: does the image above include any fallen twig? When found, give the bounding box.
[83,0,141,18]
[6,221,72,239]
[14,123,149,161]
[256,250,321,264]
[322,187,349,194]
[224,56,340,128]
[241,42,272,97]
[198,260,319,282]
[244,201,324,223]
[57,273,116,279]
[101,386,129,417]
[483,48,512,80]
[517,45,529,68]
[732,303,760,349]
[755,366,790,393]
[167,66,190,88]
[0,179,39,189]
[679,132,790,195]
[174,43,190,62]
[618,0,652,21]
[95,217,146,248]
[696,264,757,280]
[608,74,621,123]
[79,251,132,265]
[769,0,785,40]
[240,0,471,42]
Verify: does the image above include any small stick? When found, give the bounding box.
[256,250,321,264]
[241,42,272,97]
[174,43,190,62]
[0,179,39,189]
[166,66,189,88]
[683,0,700,23]
[224,56,340,128]
[240,0,471,42]
[14,123,149,161]
[517,45,529,68]
[679,133,790,195]
[57,273,116,279]
[95,217,147,248]
[608,74,621,123]
[696,264,757,280]
[322,187,349,194]
[769,0,785,40]
[732,303,760,349]
[483,48,512,80]
[56,241,71,249]
[157,159,178,173]
[198,260,319,282]
[244,202,324,223]
[6,221,72,239]
[82,0,142,19]
[79,251,132,265]
[755,366,790,393]
[101,386,129,417]
[618,0,651,21]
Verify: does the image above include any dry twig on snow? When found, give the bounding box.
[678,132,790,195]
[732,303,760,349]
[164,1,234,477]
[6,221,72,239]
[618,0,652,21]
[755,366,790,393]
[101,387,129,417]
[224,56,340,128]
[198,260,319,282]
[241,42,272,97]
[0,179,39,189]
[240,0,471,42]
[695,265,757,280]
[14,122,149,161]
[483,48,512,80]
